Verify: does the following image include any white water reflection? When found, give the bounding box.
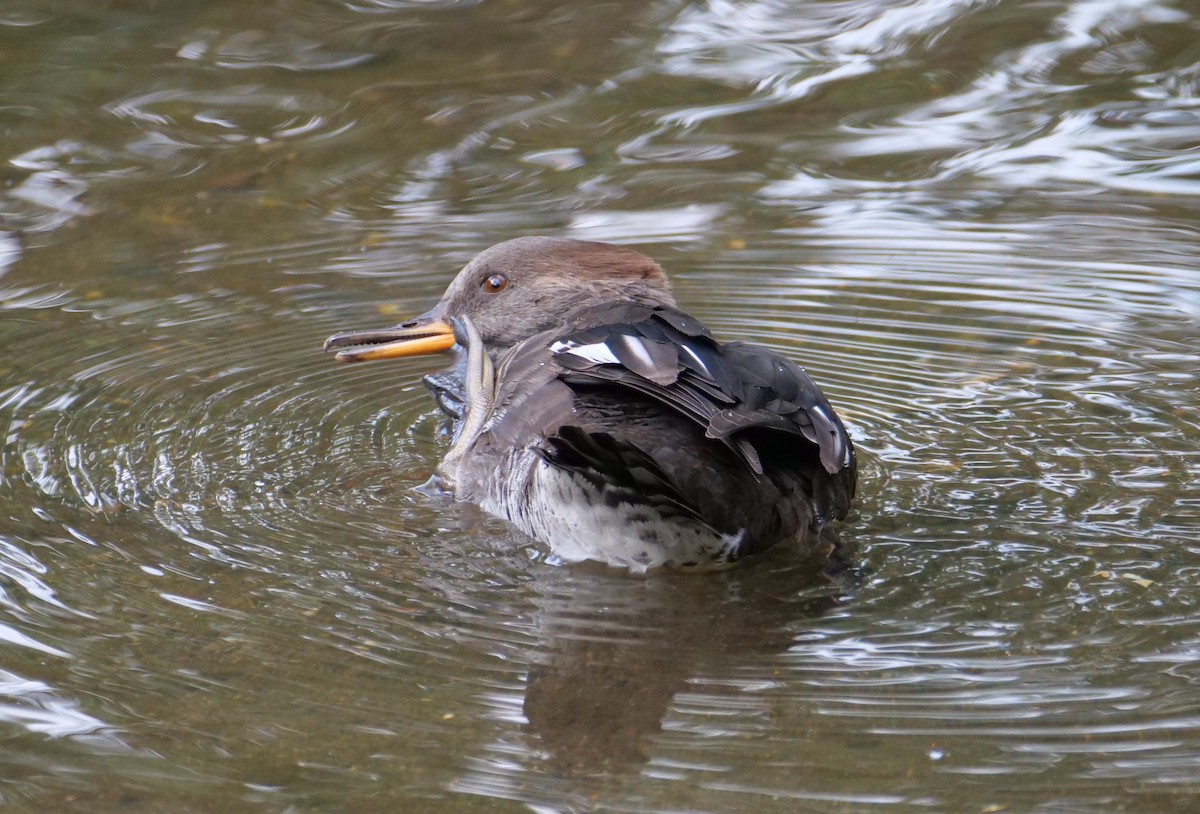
[567,205,726,243]
[659,0,984,89]
[754,0,1200,197]
[0,670,114,740]
[0,234,17,280]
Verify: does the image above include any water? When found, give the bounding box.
[2,0,1199,810]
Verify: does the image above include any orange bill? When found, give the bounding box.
[324,313,456,363]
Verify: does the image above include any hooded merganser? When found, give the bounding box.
[325,237,856,571]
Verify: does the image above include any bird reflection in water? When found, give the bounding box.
[450,555,848,799]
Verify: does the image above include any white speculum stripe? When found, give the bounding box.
[558,341,621,366]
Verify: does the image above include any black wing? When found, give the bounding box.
[551,308,855,480]
[480,304,856,553]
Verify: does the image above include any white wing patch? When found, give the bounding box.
[678,343,712,379]
[552,339,621,366]
[612,334,655,372]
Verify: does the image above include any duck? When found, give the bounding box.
[324,237,856,571]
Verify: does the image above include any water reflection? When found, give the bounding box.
[2,0,1200,811]
[454,558,843,802]
[0,669,116,740]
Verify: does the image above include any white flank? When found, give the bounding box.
[480,457,739,572]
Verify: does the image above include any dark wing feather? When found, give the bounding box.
[478,304,855,551]
[550,308,855,485]
[486,332,575,449]
[707,342,852,475]
[535,426,711,527]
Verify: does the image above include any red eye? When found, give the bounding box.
[482,273,508,294]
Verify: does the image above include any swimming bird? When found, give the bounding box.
[325,237,856,571]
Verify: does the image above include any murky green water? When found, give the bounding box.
[2,0,1199,811]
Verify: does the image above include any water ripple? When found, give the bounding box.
[3,0,1200,810]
